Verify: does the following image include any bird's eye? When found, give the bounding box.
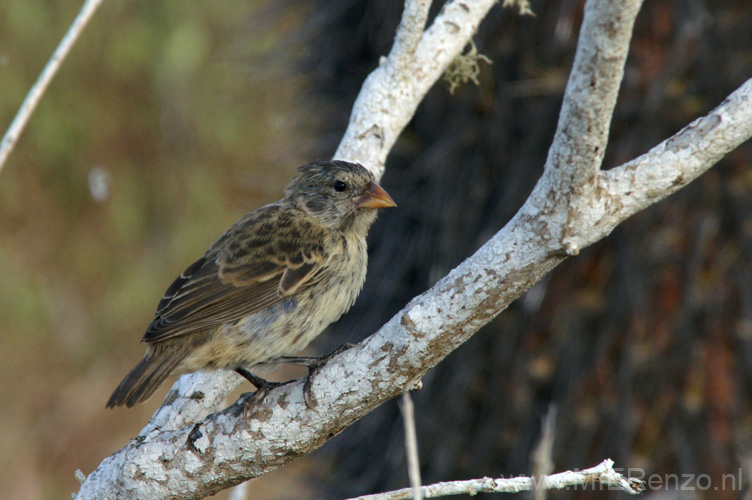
[333,180,347,192]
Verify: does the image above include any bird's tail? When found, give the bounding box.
[106,350,188,408]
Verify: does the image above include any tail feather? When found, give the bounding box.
[107,352,187,408]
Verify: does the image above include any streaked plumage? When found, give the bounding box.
[107,160,395,408]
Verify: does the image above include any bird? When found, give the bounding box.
[107,160,396,408]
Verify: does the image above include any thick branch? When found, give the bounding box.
[75,76,752,499]
[75,0,752,498]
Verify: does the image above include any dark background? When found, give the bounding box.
[1,0,751,498]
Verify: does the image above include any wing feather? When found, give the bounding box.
[141,211,328,344]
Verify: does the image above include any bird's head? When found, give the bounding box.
[286,160,396,233]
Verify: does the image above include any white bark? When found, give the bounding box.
[334,0,499,178]
[74,0,752,498]
[345,459,644,499]
[400,393,424,500]
[0,0,104,172]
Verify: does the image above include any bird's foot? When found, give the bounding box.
[280,342,356,409]
[281,342,356,369]
[236,367,293,422]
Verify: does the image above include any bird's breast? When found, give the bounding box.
[177,235,369,371]
[314,235,368,322]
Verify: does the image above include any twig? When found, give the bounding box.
[387,0,431,70]
[344,459,645,500]
[528,0,645,258]
[400,393,423,500]
[531,406,557,500]
[0,0,104,173]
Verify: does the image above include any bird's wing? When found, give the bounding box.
[141,222,327,344]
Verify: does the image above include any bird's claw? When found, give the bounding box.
[236,368,294,422]
[280,342,356,410]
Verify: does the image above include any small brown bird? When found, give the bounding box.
[107,160,395,408]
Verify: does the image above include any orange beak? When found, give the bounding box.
[355,181,397,209]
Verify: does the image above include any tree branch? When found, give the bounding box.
[388,0,431,68]
[75,74,752,499]
[344,459,645,499]
[334,0,499,177]
[529,0,644,256]
[602,78,752,218]
[74,0,752,498]
[400,392,424,500]
[0,0,104,173]
[556,78,752,254]
[546,0,644,185]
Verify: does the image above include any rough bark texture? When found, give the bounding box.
[304,1,752,499]
[76,0,752,498]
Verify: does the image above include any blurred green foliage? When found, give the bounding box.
[0,0,320,497]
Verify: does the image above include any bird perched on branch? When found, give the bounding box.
[107,160,396,408]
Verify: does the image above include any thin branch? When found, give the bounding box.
[553,78,752,254]
[344,459,645,499]
[387,0,431,69]
[602,78,752,219]
[0,0,104,173]
[531,406,557,500]
[528,0,644,257]
[334,0,500,177]
[400,393,423,500]
[545,0,644,184]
